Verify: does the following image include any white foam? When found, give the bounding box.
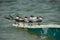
[12,23,60,28]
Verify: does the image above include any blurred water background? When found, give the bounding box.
[0,0,60,40]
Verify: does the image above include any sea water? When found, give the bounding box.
[0,0,60,40]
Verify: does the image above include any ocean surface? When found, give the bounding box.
[0,0,60,40]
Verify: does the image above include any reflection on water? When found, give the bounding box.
[0,0,60,40]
